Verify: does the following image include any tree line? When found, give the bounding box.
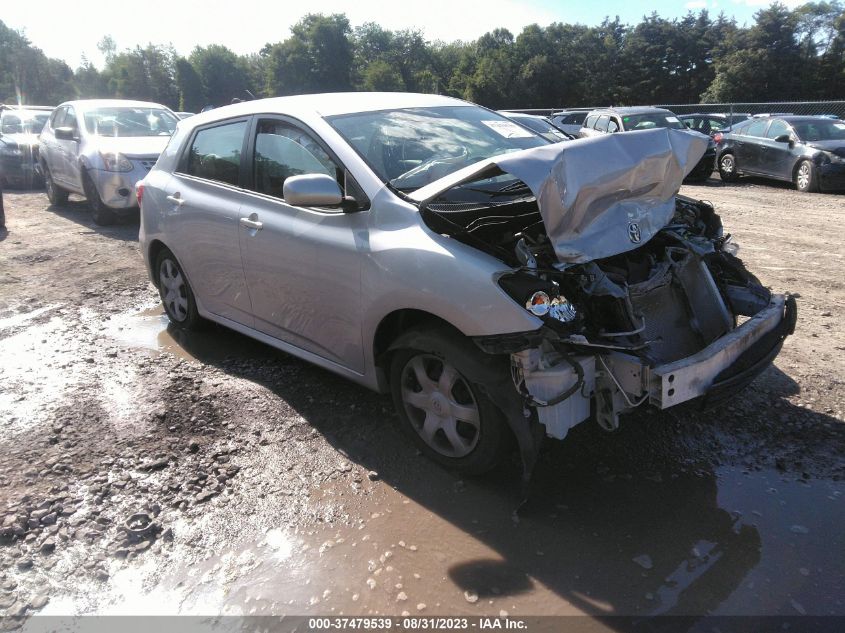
[1,2,844,112]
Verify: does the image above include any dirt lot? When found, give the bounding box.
[0,178,844,626]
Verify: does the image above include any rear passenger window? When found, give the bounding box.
[186,120,247,186]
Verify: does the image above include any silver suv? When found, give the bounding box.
[39,99,179,225]
[138,93,796,478]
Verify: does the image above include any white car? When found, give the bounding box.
[39,99,179,225]
[138,93,796,478]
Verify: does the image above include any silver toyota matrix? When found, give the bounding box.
[138,93,796,480]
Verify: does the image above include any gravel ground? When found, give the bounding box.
[0,180,843,625]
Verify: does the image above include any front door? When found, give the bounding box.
[238,117,366,373]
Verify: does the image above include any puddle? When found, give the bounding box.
[45,466,843,617]
[0,315,81,431]
[104,304,280,364]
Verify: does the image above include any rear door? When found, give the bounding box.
[237,116,366,373]
[163,117,255,325]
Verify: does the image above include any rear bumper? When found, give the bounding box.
[650,294,796,409]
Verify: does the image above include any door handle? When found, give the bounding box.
[239,217,263,230]
[166,194,184,206]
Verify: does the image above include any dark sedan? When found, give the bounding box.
[716,116,845,193]
[0,106,52,188]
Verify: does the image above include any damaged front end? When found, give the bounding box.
[411,129,796,474]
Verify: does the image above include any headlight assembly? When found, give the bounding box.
[99,152,133,172]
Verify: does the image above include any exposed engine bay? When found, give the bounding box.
[419,172,795,445]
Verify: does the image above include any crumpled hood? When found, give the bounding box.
[89,135,171,158]
[411,128,708,264]
[806,140,845,156]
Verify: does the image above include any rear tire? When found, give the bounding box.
[81,169,116,226]
[718,152,739,182]
[43,164,69,206]
[794,160,819,193]
[389,330,510,475]
[155,247,202,330]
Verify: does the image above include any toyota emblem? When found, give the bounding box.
[628,222,642,244]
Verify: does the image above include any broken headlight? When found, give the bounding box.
[498,272,578,324]
[525,291,577,322]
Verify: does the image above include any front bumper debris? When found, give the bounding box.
[513,294,796,439]
[650,294,795,408]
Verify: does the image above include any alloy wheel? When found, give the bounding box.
[797,163,811,190]
[400,354,481,458]
[720,155,734,174]
[159,258,189,322]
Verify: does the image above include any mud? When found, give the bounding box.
[1,182,844,624]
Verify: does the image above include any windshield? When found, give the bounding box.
[327,106,547,191]
[83,107,179,137]
[1,111,50,135]
[622,112,686,131]
[792,119,845,142]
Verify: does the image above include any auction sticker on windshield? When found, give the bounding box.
[666,116,681,123]
[481,120,535,138]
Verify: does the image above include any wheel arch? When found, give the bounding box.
[372,309,468,392]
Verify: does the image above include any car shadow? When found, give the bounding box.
[151,320,845,625]
[47,195,140,240]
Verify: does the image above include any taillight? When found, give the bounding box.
[713,132,723,144]
[136,182,145,206]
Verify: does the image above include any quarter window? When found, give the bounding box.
[252,120,338,200]
[185,120,247,186]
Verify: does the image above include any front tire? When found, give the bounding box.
[155,248,201,330]
[389,333,510,475]
[43,164,69,206]
[81,169,116,226]
[795,160,819,193]
[718,152,740,182]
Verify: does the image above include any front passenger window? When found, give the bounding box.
[252,120,338,200]
[186,120,247,186]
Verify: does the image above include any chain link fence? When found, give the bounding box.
[507,101,845,118]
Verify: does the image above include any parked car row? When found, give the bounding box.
[136,92,796,477]
[551,104,845,192]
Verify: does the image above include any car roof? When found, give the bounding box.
[780,115,844,123]
[55,99,173,111]
[678,112,751,119]
[187,92,469,127]
[586,106,674,116]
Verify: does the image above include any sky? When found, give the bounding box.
[3,0,809,69]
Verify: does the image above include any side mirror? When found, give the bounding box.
[283,173,343,208]
[54,127,77,141]
[774,134,791,143]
